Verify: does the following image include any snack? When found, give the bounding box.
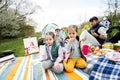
[102,42,114,49]
[90,46,105,56]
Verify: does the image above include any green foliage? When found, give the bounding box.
[0,8,35,39]
[0,9,20,38]
[18,21,35,37]
[35,32,41,39]
[78,22,90,36]
[104,0,120,26]
[107,13,120,26]
[107,28,119,41]
[61,27,67,36]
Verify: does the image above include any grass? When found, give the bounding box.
[0,33,41,57]
[0,32,41,57]
[0,38,25,57]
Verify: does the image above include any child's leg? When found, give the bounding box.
[50,63,63,74]
[75,58,87,69]
[63,58,77,72]
[42,60,53,69]
[64,52,71,62]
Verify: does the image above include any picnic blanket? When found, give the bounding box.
[89,56,120,80]
[0,54,89,80]
[83,54,100,74]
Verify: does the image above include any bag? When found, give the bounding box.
[79,41,87,61]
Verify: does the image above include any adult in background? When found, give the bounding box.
[79,16,107,47]
[109,31,120,43]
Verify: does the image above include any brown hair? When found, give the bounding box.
[46,32,55,40]
[55,28,60,31]
[89,16,98,22]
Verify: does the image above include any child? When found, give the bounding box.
[55,28,66,47]
[42,32,64,73]
[63,25,87,72]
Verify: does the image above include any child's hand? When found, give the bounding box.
[41,54,46,59]
[53,61,59,69]
[67,38,75,43]
[42,54,46,57]
[64,52,71,62]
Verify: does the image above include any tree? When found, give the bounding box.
[0,9,35,38]
[104,0,120,26]
[0,9,20,38]
[0,0,42,38]
[18,21,35,37]
[11,0,43,20]
[0,0,13,12]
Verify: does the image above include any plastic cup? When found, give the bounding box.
[82,44,89,55]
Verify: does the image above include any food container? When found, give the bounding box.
[102,43,114,49]
[114,43,120,50]
[82,44,89,55]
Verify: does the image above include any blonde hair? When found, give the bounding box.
[67,25,78,33]
[67,25,79,41]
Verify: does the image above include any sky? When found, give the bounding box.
[27,0,107,32]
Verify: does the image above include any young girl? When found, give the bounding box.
[42,32,64,73]
[63,25,87,72]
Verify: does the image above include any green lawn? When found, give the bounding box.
[0,33,41,57]
[0,38,26,57]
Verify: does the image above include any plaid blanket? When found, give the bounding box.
[0,54,89,80]
[83,54,100,74]
[89,56,120,80]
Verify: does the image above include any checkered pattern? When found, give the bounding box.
[83,54,100,74]
[90,56,120,80]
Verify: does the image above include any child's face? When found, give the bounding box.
[55,30,60,35]
[45,34,54,46]
[68,28,77,39]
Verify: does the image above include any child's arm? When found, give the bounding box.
[41,47,47,60]
[53,46,63,69]
[56,46,64,62]
[64,38,74,52]
[63,41,72,62]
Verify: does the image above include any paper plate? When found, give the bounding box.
[100,48,114,53]
[105,51,120,62]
